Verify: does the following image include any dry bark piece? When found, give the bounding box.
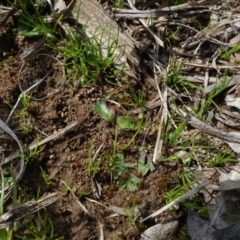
[185,114,240,144]
[53,0,67,13]
[113,3,208,18]
[0,192,58,229]
[141,180,211,222]
[20,37,48,61]
[3,120,79,164]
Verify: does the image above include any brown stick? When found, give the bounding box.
[3,121,79,165]
[185,114,240,144]
[0,192,58,228]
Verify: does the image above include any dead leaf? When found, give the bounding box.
[54,0,66,13]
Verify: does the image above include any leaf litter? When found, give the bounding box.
[1,0,240,239]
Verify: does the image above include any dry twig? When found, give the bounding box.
[185,114,240,144]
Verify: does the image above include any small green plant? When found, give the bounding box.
[137,153,155,176]
[95,102,115,122]
[220,42,240,60]
[197,72,233,117]
[24,143,45,163]
[15,209,63,240]
[164,121,186,146]
[165,26,181,44]
[167,0,186,6]
[17,1,58,38]
[112,153,136,179]
[111,0,125,8]
[164,61,201,93]
[94,102,143,134]
[165,183,190,204]
[40,167,51,185]
[127,82,145,108]
[87,143,102,178]
[117,116,135,130]
[118,174,141,192]
[13,93,32,133]
[0,168,14,240]
[111,153,141,191]
[126,199,136,227]
[20,93,31,110]
[206,153,238,167]
[178,225,188,240]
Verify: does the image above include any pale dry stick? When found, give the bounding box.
[113,2,208,18]
[86,199,140,219]
[152,56,178,162]
[85,197,109,210]
[204,59,210,88]
[92,143,104,198]
[19,37,48,61]
[99,222,104,240]
[211,51,219,73]
[183,61,240,69]
[0,6,12,11]
[169,103,187,118]
[0,192,58,229]
[61,180,93,219]
[182,35,231,50]
[3,120,79,165]
[131,99,162,114]
[152,61,164,163]
[196,18,240,40]
[185,114,240,144]
[107,100,128,113]
[154,60,178,128]
[0,5,16,26]
[230,34,240,45]
[93,143,104,162]
[6,69,53,124]
[127,0,164,47]
[193,40,203,55]
[152,105,163,163]
[185,16,240,48]
[140,180,211,222]
[146,54,168,105]
[155,21,200,35]
[152,68,169,162]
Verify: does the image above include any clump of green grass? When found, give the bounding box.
[13,93,32,133]
[15,209,63,240]
[220,42,240,60]
[56,26,124,86]
[167,0,186,6]
[196,71,234,119]
[165,61,202,93]
[17,1,57,38]
[110,0,125,8]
